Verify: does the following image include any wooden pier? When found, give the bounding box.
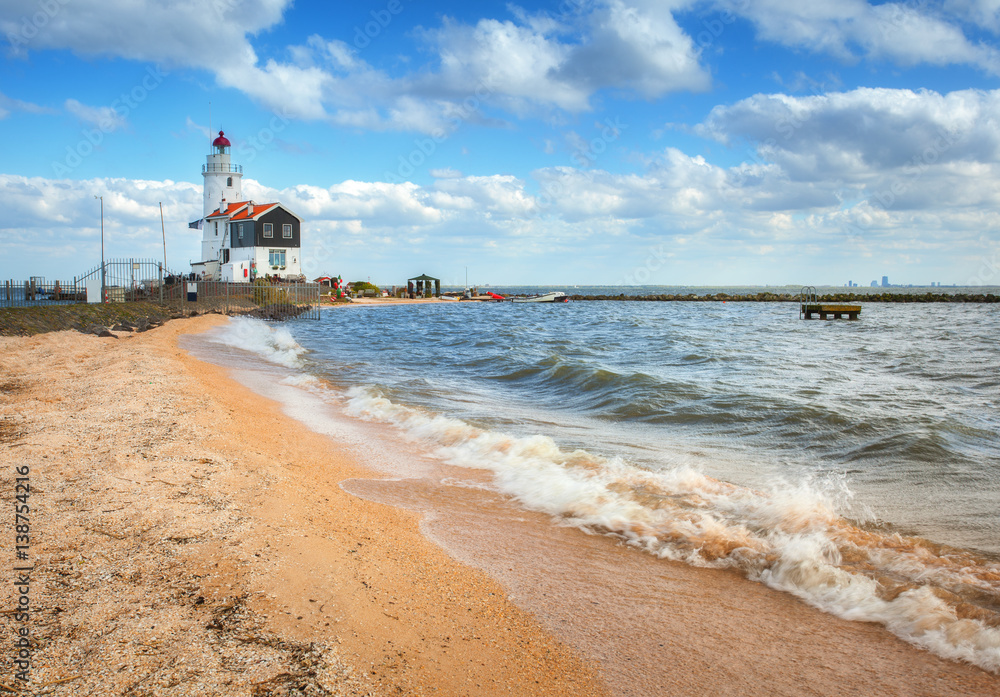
[800,303,861,320]
[799,286,860,320]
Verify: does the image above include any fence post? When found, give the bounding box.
[159,263,163,303]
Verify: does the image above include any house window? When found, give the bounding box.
[214,221,218,237]
[238,223,244,240]
[263,223,273,238]
[269,249,286,268]
[282,224,292,239]
[227,177,233,187]
[222,249,230,264]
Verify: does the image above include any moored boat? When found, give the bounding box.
[510,291,568,303]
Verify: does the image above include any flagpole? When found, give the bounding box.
[160,202,167,271]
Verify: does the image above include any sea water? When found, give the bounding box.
[183,300,1000,674]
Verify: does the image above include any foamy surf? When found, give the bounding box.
[209,317,308,369]
[344,385,1000,673]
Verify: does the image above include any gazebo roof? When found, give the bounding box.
[408,273,439,281]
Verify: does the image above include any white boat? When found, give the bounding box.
[510,291,568,303]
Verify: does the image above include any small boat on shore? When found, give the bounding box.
[510,291,568,304]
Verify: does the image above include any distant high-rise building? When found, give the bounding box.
[871,280,878,287]
[882,275,889,287]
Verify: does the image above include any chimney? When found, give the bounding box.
[220,197,226,214]
[247,200,254,216]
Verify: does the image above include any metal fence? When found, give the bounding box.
[161,278,321,320]
[2,259,321,321]
[1,277,88,307]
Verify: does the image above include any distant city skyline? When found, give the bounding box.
[2,1,1000,286]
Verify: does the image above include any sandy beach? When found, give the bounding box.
[2,316,999,696]
[0,316,603,696]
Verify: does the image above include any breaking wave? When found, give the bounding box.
[209,317,308,369]
[344,385,1000,673]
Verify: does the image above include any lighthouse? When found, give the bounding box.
[190,130,304,282]
[199,131,242,266]
[203,131,242,217]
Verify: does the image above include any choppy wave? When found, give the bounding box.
[344,385,1000,673]
[210,317,308,369]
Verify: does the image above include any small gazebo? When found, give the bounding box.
[407,273,440,298]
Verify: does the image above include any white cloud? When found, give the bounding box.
[945,0,1000,33]
[2,160,998,285]
[430,168,463,179]
[65,98,128,132]
[185,116,210,139]
[423,3,709,115]
[720,0,1000,73]
[695,87,1000,213]
[0,1,712,134]
[554,0,710,97]
[0,91,51,119]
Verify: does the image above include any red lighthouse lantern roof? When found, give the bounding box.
[212,130,231,147]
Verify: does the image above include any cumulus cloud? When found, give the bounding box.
[945,0,1000,33]
[3,156,998,284]
[720,0,1000,73]
[695,87,1000,213]
[0,1,713,133]
[422,2,709,115]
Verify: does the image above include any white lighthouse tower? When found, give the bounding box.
[200,131,242,265]
[203,131,242,216]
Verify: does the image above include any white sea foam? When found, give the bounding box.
[210,317,308,369]
[344,384,1000,673]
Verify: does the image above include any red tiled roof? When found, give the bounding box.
[205,202,248,219]
[205,201,279,220]
[230,203,277,221]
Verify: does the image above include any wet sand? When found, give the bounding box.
[2,316,999,695]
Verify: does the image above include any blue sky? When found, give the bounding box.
[2,0,1000,287]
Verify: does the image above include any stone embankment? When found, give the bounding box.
[568,292,999,303]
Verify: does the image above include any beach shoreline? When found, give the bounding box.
[2,316,999,696]
[0,316,604,696]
